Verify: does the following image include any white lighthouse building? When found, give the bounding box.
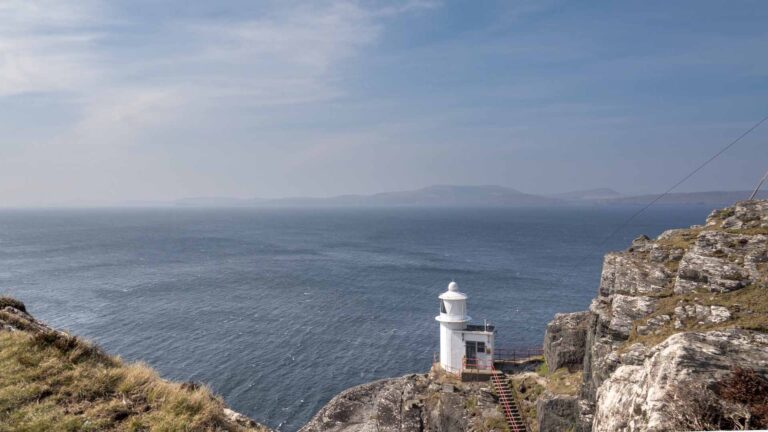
[435,281,495,374]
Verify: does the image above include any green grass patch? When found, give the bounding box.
[465,395,477,412]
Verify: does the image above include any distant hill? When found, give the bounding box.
[552,188,623,201]
[263,185,561,207]
[604,190,768,205]
[174,197,263,207]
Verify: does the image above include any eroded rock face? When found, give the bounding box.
[582,250,672,401]
[675,231,767,294]
[543,311,590,372]
[592,330,768,432]
[599,252,672,297]
[608,294,657,337]
[536,392,588,432]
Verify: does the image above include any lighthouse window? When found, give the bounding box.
[476,342,486,353]
[440,300,446,313]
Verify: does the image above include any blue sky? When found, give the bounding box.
[1,0,767,205]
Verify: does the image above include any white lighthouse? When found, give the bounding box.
[435,281,495,374]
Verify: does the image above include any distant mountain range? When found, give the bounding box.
[170,185,767,208]
[550,188,624,201]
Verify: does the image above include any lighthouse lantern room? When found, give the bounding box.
[435,281,495,374]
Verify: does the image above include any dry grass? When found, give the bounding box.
[656,227,702,251]
[0,331,265,432]
[727,227,768,235]
[482,415,510,432]
[544,369,582,396]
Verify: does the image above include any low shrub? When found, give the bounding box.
[0,296,26,313]
[717,367,768,428]
[665,367,768,430]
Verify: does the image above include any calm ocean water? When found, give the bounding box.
[0,205,713,430]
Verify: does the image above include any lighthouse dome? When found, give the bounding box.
[440,280,468,300]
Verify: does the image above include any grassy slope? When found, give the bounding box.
[0,305,268,432]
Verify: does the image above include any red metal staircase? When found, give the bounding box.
[490,367,529,432]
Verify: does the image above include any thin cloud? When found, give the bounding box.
[178,1,380,104]
[0,0,437,204]
[0,1,104,96]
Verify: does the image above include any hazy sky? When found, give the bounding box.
[2,0,767,205]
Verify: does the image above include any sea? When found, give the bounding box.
[0,205,715,430]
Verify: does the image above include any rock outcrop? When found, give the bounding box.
[299,373,508,432]
[536,392,586,432]
[538,200,768,431]
[543,311,590,372]
[299,375,428,432]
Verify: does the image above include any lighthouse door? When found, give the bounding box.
[465,341,477,362]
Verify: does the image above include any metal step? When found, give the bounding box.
[491,374,530,432]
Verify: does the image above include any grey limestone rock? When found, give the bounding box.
[543,311,590,372]
[673,301,732,325]
[675,230,767,294]
[299,375,428,432]
[599,253,672,297]
[537,392,590,432]
[708,200,768,230]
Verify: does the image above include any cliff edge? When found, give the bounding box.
[539,200,768,431]
[0,299,272,432]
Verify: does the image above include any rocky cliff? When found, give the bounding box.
[540,200,768,431]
